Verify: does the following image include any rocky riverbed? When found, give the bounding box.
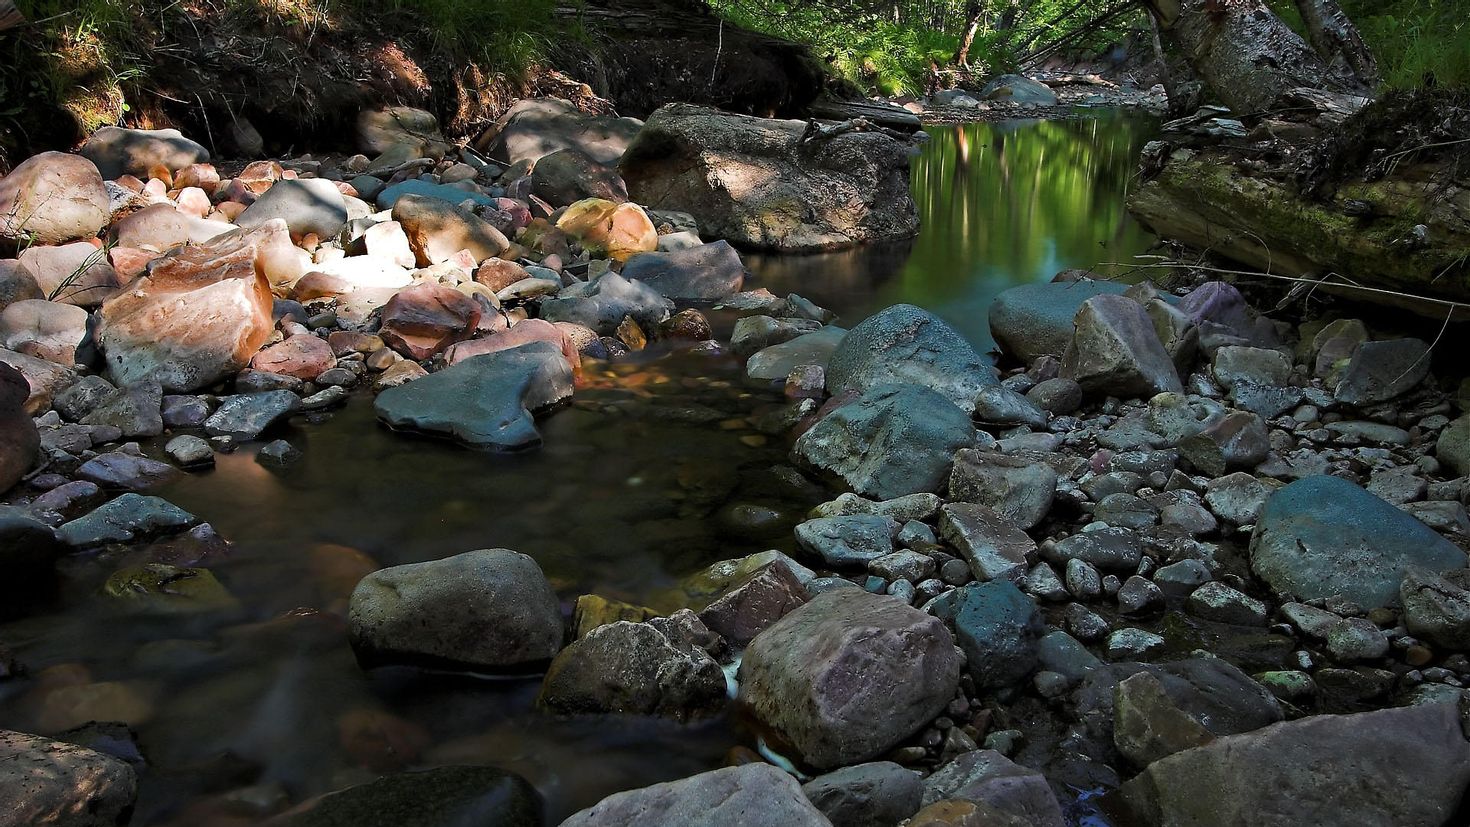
[3,93,1470,827]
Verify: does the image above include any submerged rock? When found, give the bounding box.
[272,765,540,827]
[1249,475,1466,608]
[561,763,830,827]
[621,103,918,252]
[374,342,573,452]
[58,493,197,547]
[348,548,563,671]
[738,589,962,770]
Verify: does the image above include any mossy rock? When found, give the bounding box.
[101,563,237,613]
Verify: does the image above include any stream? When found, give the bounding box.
[0,113,1158,825]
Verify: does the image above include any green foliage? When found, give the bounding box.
[364,0,561,73]
[1345,0,1469,91]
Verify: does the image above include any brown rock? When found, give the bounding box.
[442,318,581,375]
[0,152,110,247]
[0,259,43,312]
[697,560,811,648]
[0,362,38,493]
[173,163,221,194]
[391,194,509,266]
[250,334,336,380]
[0,348,76,414]
[906,799,1033,827]
[474,258,531,292]
[16,242,120,306]
[0,728,138,826]
[0,299,89,365]
[555,198,657,261]
[378,281,482,360]
[327,331,385,357]
[107,247,158,283]
[97,221,282,391]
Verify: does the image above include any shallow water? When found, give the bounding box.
[0,114,1157,824]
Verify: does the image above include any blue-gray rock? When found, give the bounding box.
[802,761,923,827]
[58,493,198,547]
[947,449,1056,530]
[1333,338,1431,406]
[0,513,65,578]
[1400,567,1470,651]
[375,178,497,210]
[738,589,962,769]
[80,126,208,179]
[1249,475,1466,609]
[237,178,348,241]
[561,764,830,827]
[1062,294,1182,399]
[539,272,672,334]
[76,452,177,491]
[348,548,563,671]
[979,74,1059,106]
[204,390,300,440]
[921,749,1065,826]
[274,765,540,827]
[746,326,846,381]
[621,240,745,301]
[938,502,1033,583]
[793,384,978,500]
[1115,702,1470,827]
[795,515,899,567]
[730,315,823,357]
[1044,527,1143,571]
[973,384,1048,428]
[537,620,727,720]
[1,729,139,827]
[988,280,1129,364]
[374,342,573,452]
[825,304,998,413]
[1072,658,1283,750]
[929,580,1043,689]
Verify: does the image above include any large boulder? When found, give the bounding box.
[560,763,831,827]
[0,728,138,827]
[1115,702,1470,827]
[621,240,745,301]
[348,548,563,671]
[530,148,627,205]
[1062,294,1182,398]
[988,280,1130,364]
[355,106,451,161]
[271,765,539,827]
[537,620,727,720]
[0,300,89,365]
[237,178,349,241]
[80,126,208,179]
[0,152,110,247]
[1249,475,1466,608]
[826,304,997,413]
[479,97,644,166]
[0,362,38,493]
[391,194,509,266]
[96,222,285,391]
[792,384,978,501]
[979,74,1059,106]
[621,103,918,252]
[738,589,962,770]
[16,242,121,306]
[373,341,574,451]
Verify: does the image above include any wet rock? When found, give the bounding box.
[540,271,672,334]
[348,548,563,671]
[792,384,978,500]
[561,763,829,827]
[989,280,1130,364]
[256,439,301,467]
[81,126,208,179]
[1115,702,1470,827]
[697,559,811,648]
[237,179,348,241]
[622,240,745,301]
[444,320,581,375]
[938,503,1034,583]
[101,563,234,613]
[531,147,627,205]
[272,765,540,827]
[1044,527,1143,571]
[1113,672,1214,767]
[801,761,922,827]
[250,335,335,381]
[929,580,1043,689]
[795,515,899,567]
[1178,411,1269,476]
[1401,567,1470,651]
[621,103,918,252]
[921,750,1064,827]
[825,305,997,414]
[1249,475,1466,609]
[97,222,284,392]
[0,362,38,492]
[738,590,962,769]
[0,728,138,827]
[731,316,823,357]
[164,435,213,468]
[1333,338,1431,406]
[1185,582,1268,625]
[374,342,573,451]
[538,620,726,720]
[746,327,846,381]
[391,194,509,266]
[947,449,1056,530]
[76,452,176,491]
[658,308,713,342]
[1203,472,1270,524]
[57,493,196,547]
[1062,294,1182,398]
[0,513,64,582]
[204,390,299,441]
[377,282,481,360]
[0,152,110,246]
[555,198,657,261]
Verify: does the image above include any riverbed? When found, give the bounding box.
[0,113,1158,825]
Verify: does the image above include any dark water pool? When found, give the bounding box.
[0,114,1158,824]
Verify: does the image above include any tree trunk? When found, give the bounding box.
[1140,0,1370,114]
[951,1,982,67]
[1293,0,1379,88]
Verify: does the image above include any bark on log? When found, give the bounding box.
[0,1,22,32]
[1141,0,1369,115]
[1292,0,1379,88]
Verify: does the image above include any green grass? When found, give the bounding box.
[1347,0,1470,90]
